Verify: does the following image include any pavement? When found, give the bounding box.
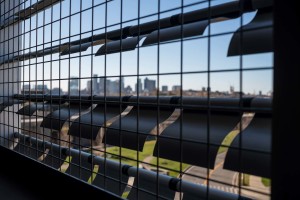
[241,175,271,200]
[142,152,270,200]
[181,153,271,199]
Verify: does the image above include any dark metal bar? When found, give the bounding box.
[0,98,23,112]
[12,133,252,200]
[13,94,271,113]
[1,0,273,64]
[127,169,176,200]
[68,96,129,140]
[95,36,145,56]
[40,96,92,131]
[0,0,64,29]
[0,144,122,200]
[142,20,209,47]
[272,0,300,199]
[103,96,177,151]
[155,109,241,168]
[228,8,273,56]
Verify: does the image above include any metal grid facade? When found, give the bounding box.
[0,0,273,199]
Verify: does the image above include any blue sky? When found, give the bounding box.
[21,0,273,94]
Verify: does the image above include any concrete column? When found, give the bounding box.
[0,0,22,147]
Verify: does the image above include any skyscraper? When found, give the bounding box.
[99,77,105,94]
[86,80,92,94]
[121,77,125,93]
[21,84,31,94]
[69,77,79,95]
[35,84,49,94]
[144,77,156,92]
[230,85,234,94]
[172,85,181,92]
[106,79,119,95]
[135,78,143,94]
[92,74,99,95]
[162,85,168,92]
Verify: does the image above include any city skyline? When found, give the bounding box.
[21,75,272,97]
[19,0,273,95]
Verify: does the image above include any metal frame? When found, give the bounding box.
[272,0,299,199]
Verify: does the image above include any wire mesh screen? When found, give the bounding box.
[0,0,273,199]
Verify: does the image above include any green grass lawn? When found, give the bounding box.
[122,191,130,199]
[87,165,99,184]
[60,156,72,173]
[105,140,189,177]
[261,177,271,187]
[105,141,156,167]
[62,130,240,179]
[243,174,250,186]
[218,130,240,154]
[150,157,190,177]
[59,129,270,191]
[105,129,240,178]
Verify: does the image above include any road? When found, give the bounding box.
[181,152,270,199]
[182,153,239,194]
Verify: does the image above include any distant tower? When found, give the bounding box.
[69,77,79,95]
[106,79,111,94]
[34,84,49,94]
[92,74,99,95]
[111,79,119,94]
[135,78,143,93]
[172,85,181,92]
[120,77,125,92]
[86,80,92,93]
[99,78,105,94]
[22,84,31,94]
[144,77,156,92]
[124,85,133,95]
[230,85,234,94]
[162,85,168,92]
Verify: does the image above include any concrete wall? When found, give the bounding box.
[0,0,22,147]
